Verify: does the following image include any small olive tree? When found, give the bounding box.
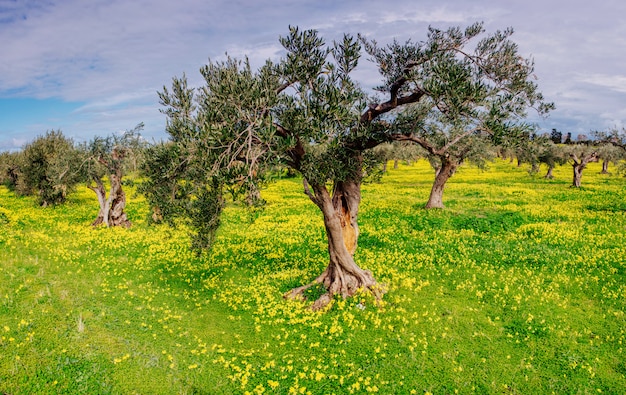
[594,128,626,174]
[563,143,598,187]
[515,135,566,178]
[538,141,567,179]
[0,151,27,193]
[596,143,623,174]
[80,124,145,227]
[20,130,83,206]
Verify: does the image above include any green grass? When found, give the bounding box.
[0,159,625,394]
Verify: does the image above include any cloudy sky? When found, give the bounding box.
[1,0,625,150]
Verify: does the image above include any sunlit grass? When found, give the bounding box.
[0,159,625,394]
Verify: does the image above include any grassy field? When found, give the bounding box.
[0,159,625,394]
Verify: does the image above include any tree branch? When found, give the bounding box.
[274,123,306,170]
[437,127,485,155]
[392,133,437,155]
[302,178,317,203]
[360,60,425,123]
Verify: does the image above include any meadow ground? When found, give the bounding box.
[0,159,625,394]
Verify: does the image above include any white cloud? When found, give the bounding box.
[578,74,626,94]
[2,0,626,148]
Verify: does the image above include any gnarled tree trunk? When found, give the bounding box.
[425,157,458,209]
[570,152,598,188]
[544,164,555,179]
[572,164,584,187]
[285,179,380,310]
[600,159,610,174]
[89,171,131,228]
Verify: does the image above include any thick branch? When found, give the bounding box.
[392,133,438,155]
[437,127,485,155]
[569,154,581,166]
[274,123,306,170]
[302,178,317,204]
[360,89,425,123]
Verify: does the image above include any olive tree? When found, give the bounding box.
[538,141,567,179]
[564,143,598,187]
[80,124,144,227]
[373,141,424,173]
[596,143,623,174]
[20,130,82,206]
[514,135,566,178]
[145,23,551,309]
[378,27,553,208]
[0,151,26,193]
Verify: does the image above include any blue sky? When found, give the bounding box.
[1,0,626,150]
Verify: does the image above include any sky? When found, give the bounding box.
[1,0,625,151]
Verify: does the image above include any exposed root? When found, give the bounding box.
[283,280,320,301]
[284,268,385,311]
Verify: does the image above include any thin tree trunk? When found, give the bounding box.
[600,160,610,174]
[544,164,555,179]
[425,157,457,209]
[285,179,380,310]
[393,159,399,169]
[531,162,539,174]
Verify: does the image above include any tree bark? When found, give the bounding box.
[285,179,380,310]
[600,159,610,174]
[89,172,131,228]
[531,162,539,174]
[570,152,598,188]
[544,164,555,179]
[425,157,458,209]
[572,164,584,187]
[393,159,399,169]
[107,171,131,227]
[89,177,108,226]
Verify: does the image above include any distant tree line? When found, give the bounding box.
[0,124,146,226]
[3,125,622,215]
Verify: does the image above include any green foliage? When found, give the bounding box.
[139,141,188,224]
[0,151,26,193]
[149,22,553,250]
[19,130,82,206]
[515,135,564,175]
[78,123,146,183]
[594,127,626,151]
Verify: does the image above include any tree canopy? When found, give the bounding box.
[144,23,552,309]
[20,130,82,206]
[79,124,145,227]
